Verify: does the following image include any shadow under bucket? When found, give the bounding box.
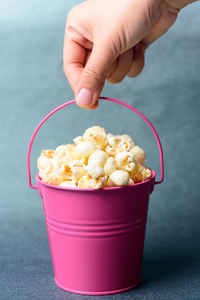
[27,97,164,295]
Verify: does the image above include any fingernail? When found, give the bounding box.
[76,88,93,107]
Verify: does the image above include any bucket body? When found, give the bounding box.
[37,171,155,295]
[28,98,164,295]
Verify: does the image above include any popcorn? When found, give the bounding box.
[83,126,107,149]
[98,174,108,186]
[120,134,136,149]
[104,157,116,175]
[107,134,121,148]
[130,146,146,163]
[86,164,105,179]
[73,136,83,145]
[71,166,86,181]
[123,162,136,172]
[106,176,116,187]
[37,154,66,185]
[37,155,51,171]
[55,145,66,158]
[141,168,151,180]
[59,180,77,188]
[76,141,96,157]
[37,126,151,189]
[115,152,136,172]
[69,159,85,167]
[41,149,55,158]
[109,170,130,186]
[88,150,108,168]
[115,151,135,165]
[39,164,65,186]
[105,145,116,156]
[131,173,143,183]
[130,164,151,183]
[78,175,103,189]
[56,144,80,162]
[129,178,134,185]
[107,134,135,151]
[63,163,73,179]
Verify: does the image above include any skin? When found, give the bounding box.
[63,0,197,109]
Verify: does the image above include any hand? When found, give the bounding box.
[63,0,196,109]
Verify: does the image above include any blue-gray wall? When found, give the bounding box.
[1,1,200,299]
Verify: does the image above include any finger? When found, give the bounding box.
[89,100,99,110]
[106,59,118,78]
[127,44,145,78]
[85,49,91,65]
[63,26,88,94]
[106,48,133,83]
[75,37,117,108]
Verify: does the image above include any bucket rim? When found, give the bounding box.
[36,169,156,192]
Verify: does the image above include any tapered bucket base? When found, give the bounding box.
[55,277,141,295]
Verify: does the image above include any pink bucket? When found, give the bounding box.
[27,97,164,295]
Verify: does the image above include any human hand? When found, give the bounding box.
[63,0,196,109]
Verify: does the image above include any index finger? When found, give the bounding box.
[63,25,93,94]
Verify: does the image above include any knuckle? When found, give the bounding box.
[109,33,122,60]
[66,6,76,22]
[142,0,160,29]
[65,6,79,31]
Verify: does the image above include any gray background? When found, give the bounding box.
[1,0,200,299]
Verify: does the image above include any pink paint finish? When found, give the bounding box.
[27,97,164,295]
[37,171,155,295]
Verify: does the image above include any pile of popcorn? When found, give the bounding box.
[37,126,151,189]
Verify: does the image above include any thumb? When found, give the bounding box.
[76,40,116,108]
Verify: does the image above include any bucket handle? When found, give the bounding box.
[27,97,164,189]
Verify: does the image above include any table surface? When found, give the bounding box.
[1,1,200,299]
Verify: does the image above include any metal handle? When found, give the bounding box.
[27,97,164,189]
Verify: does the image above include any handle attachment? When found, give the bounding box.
[27,97,164,189]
